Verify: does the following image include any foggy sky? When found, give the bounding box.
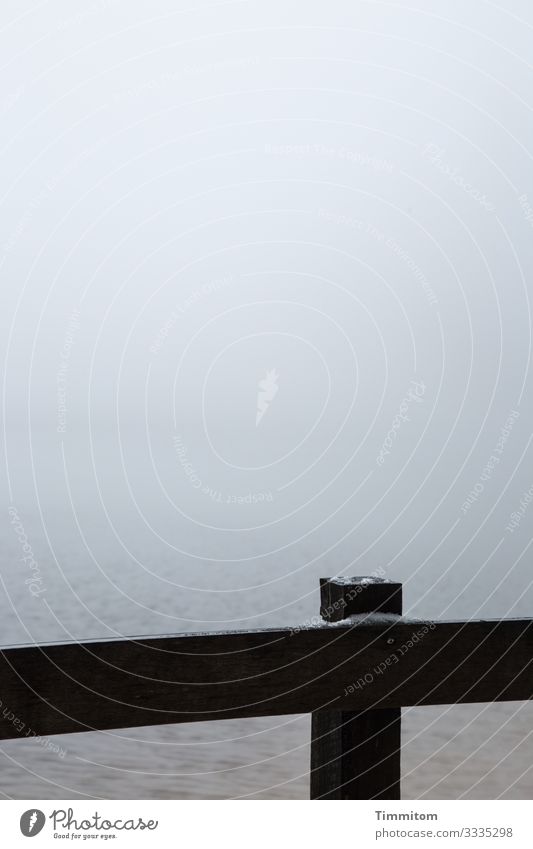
[2,1,533,626]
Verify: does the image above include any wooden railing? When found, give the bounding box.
[1,577,532,799]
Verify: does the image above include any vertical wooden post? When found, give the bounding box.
[310,576,403,800]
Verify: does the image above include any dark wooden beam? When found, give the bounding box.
[311,708,401,799]
[0,616,532,740]
[311,577,402,799]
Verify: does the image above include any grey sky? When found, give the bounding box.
[1,1,533,625]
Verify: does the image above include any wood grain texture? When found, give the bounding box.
[311,708,401,799]
[0,617,532,740]
[311,577,402,799]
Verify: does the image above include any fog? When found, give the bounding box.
[3,0,533,803]
[2,0,533,628]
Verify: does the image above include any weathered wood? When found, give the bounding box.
[311,708,401,799]
[319,576,402,621]
[0,617,532,740]
[311,578,402,799]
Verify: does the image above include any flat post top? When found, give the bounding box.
[319,576,403,621]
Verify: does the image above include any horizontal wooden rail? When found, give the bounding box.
[0,615,532,741]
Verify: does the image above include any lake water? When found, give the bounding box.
[1,433,532,799]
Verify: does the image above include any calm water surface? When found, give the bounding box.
[1,441,532,799]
